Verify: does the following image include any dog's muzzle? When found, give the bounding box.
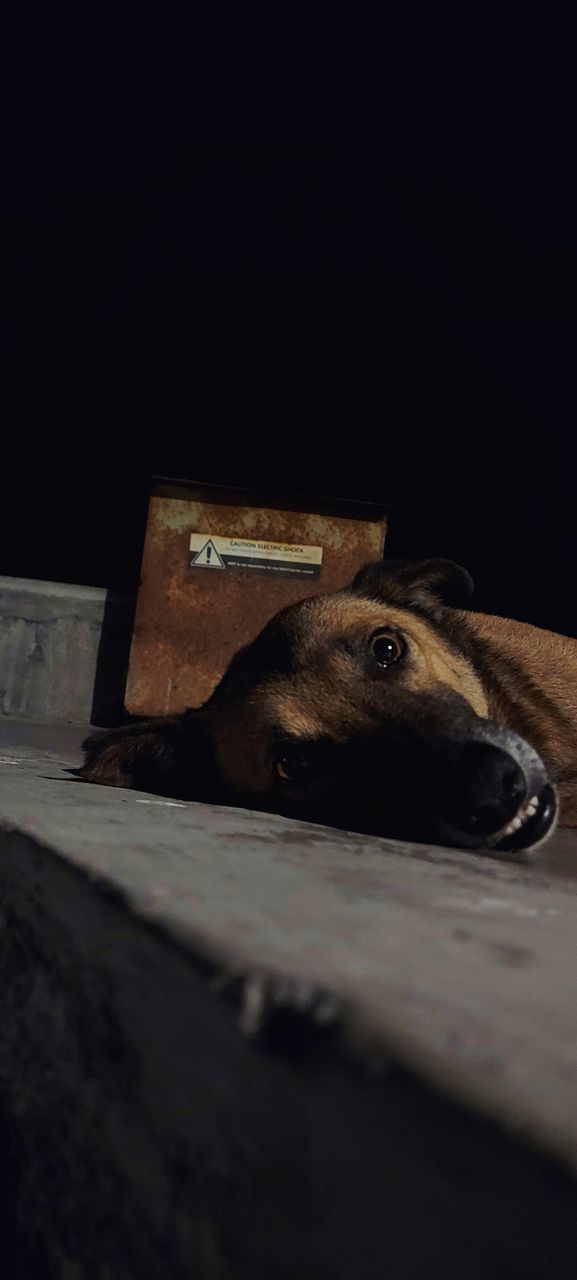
[440,725,558,854]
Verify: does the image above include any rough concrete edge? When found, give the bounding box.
[1,813,576,1186]
[7,817,577,1280]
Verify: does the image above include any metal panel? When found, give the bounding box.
[126,479,388,715]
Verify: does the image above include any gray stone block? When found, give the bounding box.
[0,577,134,724]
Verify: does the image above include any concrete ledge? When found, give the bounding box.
[0,577,134,724]
[3,732,577,1277]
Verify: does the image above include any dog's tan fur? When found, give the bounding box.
[80,558,577,845]
[207,596,490,800]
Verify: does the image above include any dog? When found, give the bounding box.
[79,558,577,853]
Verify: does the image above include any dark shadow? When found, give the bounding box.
[90,590,139,727]
[0,1101,49,1279]
[39,773,88,783]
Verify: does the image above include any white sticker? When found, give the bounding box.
[189,533,323,580]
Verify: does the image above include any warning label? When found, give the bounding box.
[189,538,225,569]
[189,533,323,580]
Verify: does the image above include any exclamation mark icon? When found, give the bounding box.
[206,545,212,563]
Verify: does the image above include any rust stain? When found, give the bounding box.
[126,479,388,715]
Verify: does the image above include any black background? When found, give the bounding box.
[3,5,576,632]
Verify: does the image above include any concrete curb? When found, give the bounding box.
[3,736,577,1277]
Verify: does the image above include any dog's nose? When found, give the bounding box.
[453,741,527,836]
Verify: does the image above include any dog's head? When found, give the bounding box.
[82,558,558,852]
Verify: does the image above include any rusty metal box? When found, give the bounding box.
[125,478,388,716]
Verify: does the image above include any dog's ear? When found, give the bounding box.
[78,711,217,800]
[351,558,474,610]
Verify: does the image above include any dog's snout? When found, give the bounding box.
[452,741,527,837]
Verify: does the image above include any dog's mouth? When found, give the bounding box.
[489,781,558,853]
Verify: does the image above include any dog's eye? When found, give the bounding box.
[370,628,406,668]
[274,747,314,785]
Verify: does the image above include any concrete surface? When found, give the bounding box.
[0,577,134,724]
[3,720,577,1277]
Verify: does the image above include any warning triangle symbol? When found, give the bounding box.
[191,538,225,569]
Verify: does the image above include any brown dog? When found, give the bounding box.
[80,558,577,852]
